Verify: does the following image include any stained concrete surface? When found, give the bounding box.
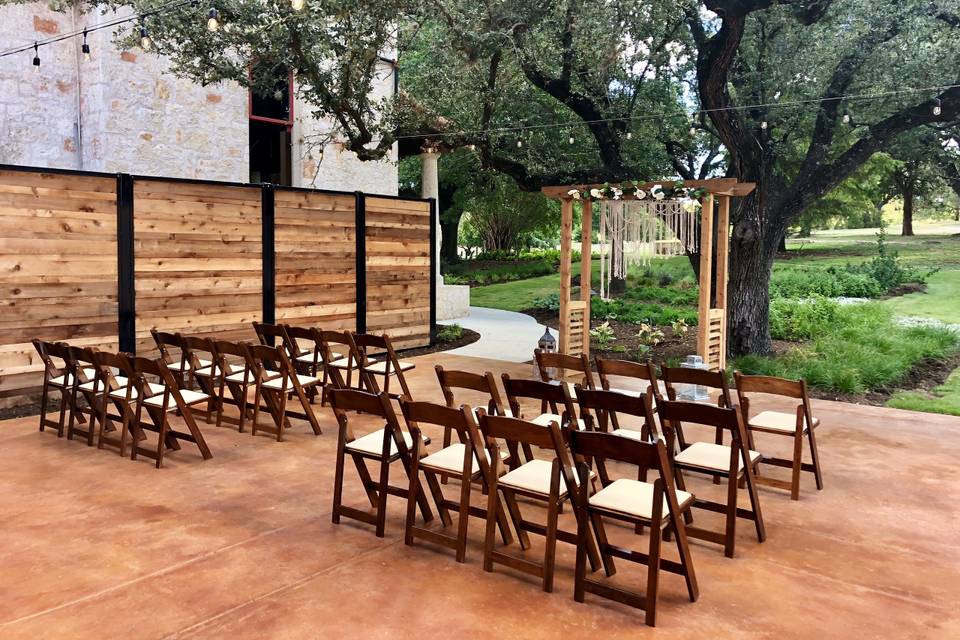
[1,352,958,639]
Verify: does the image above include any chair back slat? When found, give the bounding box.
[478,413,557,450]
[596,358,661,397]
[435,365,507,414]
[657,399,741,431]
[734,372,805,399]
[328,387,390,417]
[661,365,732,407]
[569,429,662,469]
[535,349,595,388]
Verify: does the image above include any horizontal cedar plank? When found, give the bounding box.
[134,179,261,200]
[0,193,117,215]
[0,170,116,192]
[0,238,119,256]
[135,258,262,272]
[1,322,117,344]
[364,197,430,214]
[275,272,355,286]
[0,183,116,203]
[0,215,116,237]
[4,282,117,300]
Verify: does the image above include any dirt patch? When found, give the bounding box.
[881,282,926,298]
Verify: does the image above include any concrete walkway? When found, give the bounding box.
[446,306,551,362]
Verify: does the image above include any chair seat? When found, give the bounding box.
[175,358,212,372]
[531,412,587,431]
[104,381,165,399]
[611,427,648,442]
[364,359,415,375]
[262,373,323,390]
[748,410,818,434]
[346,429,426,457]
[327,356,354,369]
[674,441,762,475]
[472,407,515,421]
[419,442,509,475]
[144,388,210,410]
[295,352,321,364]
[589,478,694,523]
[223,367,253,383]
[498,458,593,496]
[50,367,97,387]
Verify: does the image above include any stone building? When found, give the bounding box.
[0,3,398,194]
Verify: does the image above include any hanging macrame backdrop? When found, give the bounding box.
[598,200,699,299]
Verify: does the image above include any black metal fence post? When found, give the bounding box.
[429,196,438,345]
[116,173,136,353]
[355,191,367,334]
[262,184,276,340]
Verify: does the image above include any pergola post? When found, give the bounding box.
[715,195,731,368]
[696,194,715,368]
[579,197,592,357]
[559,197,574,354]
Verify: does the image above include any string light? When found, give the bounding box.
[568,134,575,145]
[291,0,306,10]
[81,30,91,61]
[689,124,697,136]
[933,98,942,116]
[516,138,523,148]
[31,42,39,73]
[760,121,768,130]
[207,7,220,31]
[842,112,851,124]
[466,144,476,151]
[626,131,632,140]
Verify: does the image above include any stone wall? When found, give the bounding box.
[0,3,396,192]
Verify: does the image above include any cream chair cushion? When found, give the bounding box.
[144,388,209,410]
[531,412,587,431]
[419,442,509,475]
[364,359,415,375]
[346,429,416,457]
[749,410,818,433]
[589,478,693,522]
[674,441,761,474]
[262,373,322,390]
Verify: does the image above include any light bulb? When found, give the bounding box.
[140,27,152,51]
[842,113,851,124]
[32,44,40,73]
[82,32,91,61]
[933,98,942,116]
[466,144,476,151]
[516,138,523,148]
[689,126,697,136]
[626,132,632,140]
[291,0,305,10]
[207,8,220,31]
[760,121,768,130]
[568,136,575,145]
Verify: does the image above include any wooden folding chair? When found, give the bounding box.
[535,348,595,395]
[66,345,101,446]
[657,400,765,558]
[211,339,254,432]
[32,340,88,438]
[151,329,201,389]
[318,330,362,391]
[401,400,513,562]
[661,364,733,453]
[127,356,213,468]
[575,387,661,487]
[328,388,433,537]
[283,325,323,390]
[595,359,663,433]
[180,336,220,423]
[734,372,824,500]
[568,428,699,627]
[90,350,137,456]
[501,373,585,431]
[246,343,324,441]
[350,332,416,401]
[477,412,600,592]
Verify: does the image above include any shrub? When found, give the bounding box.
[591,297,698,327]
[769,297,842,341]
[734,303,960,394]
[436,324,463,342]
[624,286,699,306]
[589,321,616,349]
[532,293,561,312]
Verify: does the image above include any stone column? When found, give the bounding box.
[420,150,442,283]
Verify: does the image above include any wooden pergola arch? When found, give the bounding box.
[542,179,756,372]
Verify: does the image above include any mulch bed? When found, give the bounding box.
[0,328,482,421]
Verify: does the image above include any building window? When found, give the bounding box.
[249,63,293,185]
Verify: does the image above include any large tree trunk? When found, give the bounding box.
[726,196,779,356]
[901,183,915,236]
[440,211,462,263]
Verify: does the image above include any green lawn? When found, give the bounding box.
[468,272,564,312]
[883,269,960,324]
[887,368,960,417]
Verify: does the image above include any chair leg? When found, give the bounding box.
[332,434,347,525]
[574,507,589,603]
[404,445,421,547]
[502,490,530,550]
[790,429,804,500]
[374,455,391,538]
[482,486,500,573]
[542,493,560,593]
[644,522,662,627]
[38,383,49,433]
[455,471,472,563]
[724,474,738,559]
[808,426,825,491]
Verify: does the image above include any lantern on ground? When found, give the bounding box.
[535,326,557,378]
[677,354,711,401]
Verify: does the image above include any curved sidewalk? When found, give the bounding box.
[446,306,552,363]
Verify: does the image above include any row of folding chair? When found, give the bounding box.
[31,339,212,468]
[534,350,824,501]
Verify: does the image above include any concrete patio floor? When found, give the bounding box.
[1,352,959,639]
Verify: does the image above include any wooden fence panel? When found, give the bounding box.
[0,170,118,402]
[274,189,357,331]
[133,179,262,352]
[364,196,431,349]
